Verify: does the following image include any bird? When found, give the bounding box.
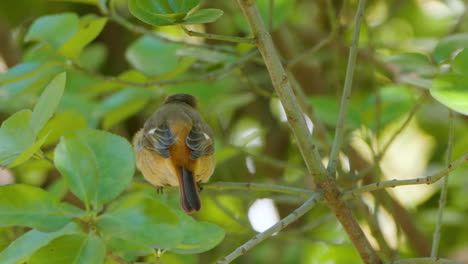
[133,93,215,214]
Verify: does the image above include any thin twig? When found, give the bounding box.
[341,152,468,200]
[327,0,366,175]
[216,193,323,264]
[206,182,315,198]
[386,258,463,264]
[431,110,454,257]
[181,26,257,44]
[69,50,258,87]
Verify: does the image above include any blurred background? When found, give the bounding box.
[1,0,468,263]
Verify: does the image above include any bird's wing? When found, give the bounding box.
[186,124,214,160]
[142,122,176,159]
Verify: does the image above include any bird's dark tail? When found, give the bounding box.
[179,167,201,213]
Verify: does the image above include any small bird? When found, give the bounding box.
[133,94,215,213]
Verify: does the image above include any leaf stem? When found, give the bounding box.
[181,26,257,44]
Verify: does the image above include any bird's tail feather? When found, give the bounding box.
[179,167,201,213]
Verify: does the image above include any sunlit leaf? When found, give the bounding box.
[0,110,35,166]
[452,48,468,75]
[182,9,223,24]
[25,13,80,50]
[59,15,107,59]
[54,129,135,208]
[0,184,71,231]
[0,222,81,264]
[30,234,105,264]
[433,33,468,64]
[31,72,66,135]
[97,193,183,249]
[431,74,468,115]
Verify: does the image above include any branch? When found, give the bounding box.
[327,0,366,175]
[216,193,323,264]
[341,152,468,200]
[431,110,454,257]
[232,0,380,263]
[68,50,258,87]
[206,182,315,198]
[385,258,463,264]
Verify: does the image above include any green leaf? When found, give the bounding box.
[97,193,183,249]
[38,110,87,147]
[0,184,71,231]
[452,48,468,75]
[25,13,80,50]
[59,15,107,59]
[433,33,468,64]
[385,52,436,76]
[171,220,225,254]
[7,132,49,168]
[126,36,181,76]
[431,74,468,115]
[0,110,35,166]
[182,9,223,24]
[152,194,225,254]
[54,129,134,209]
[0,223,81,264]
[30,234,105,264]
[128,0,180,26]
[169,0,199,13]
[30,72,66,135]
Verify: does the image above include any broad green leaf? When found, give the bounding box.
[97,193,183,249]
[54,0,98,4]
[38,110,87,147]
[0,184,71,231]
[54,129,135,208]
[309,96,359,128]
[433,33,468,64]
[169,0,199,13]
[30,234,105,264]
[31,72,66,135]
[126,36,181,76]
[105,236,154,257]
[7,132,49,168]
[0,222,81,264]
[431,74,468,115]
[128,0,180,26]
[153,194,225,254]
[385,52,436,76]
[171,219,225,254]
[59,15,107,59]
[182,9,223,24]
[452,48,468,75]
[25,13,80,50]
[0,110,35,166]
